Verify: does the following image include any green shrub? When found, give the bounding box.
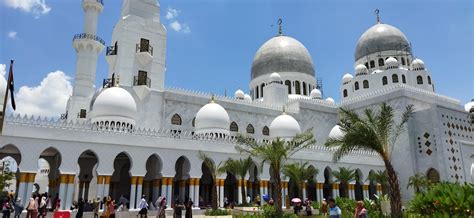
[205,208,230,216]
[335,197,356,214]
[408,182,474,216]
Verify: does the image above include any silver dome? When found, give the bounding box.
[251,35,315,80]
[355,23,411,61]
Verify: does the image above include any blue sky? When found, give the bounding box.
[0,0,473,116]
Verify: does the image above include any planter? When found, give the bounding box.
[380,200,391,215]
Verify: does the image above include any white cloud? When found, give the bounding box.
[0,64,5,76]
[14,71,72,117]
[3,0,51,18]
[7,31,17,39]
[165,7,191,34]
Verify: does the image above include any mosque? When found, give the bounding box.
[0,0,473,211]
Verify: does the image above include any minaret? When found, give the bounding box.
[67,0,105,121]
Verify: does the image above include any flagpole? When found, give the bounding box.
[0,60,13,134]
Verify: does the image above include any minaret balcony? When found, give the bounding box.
[105,45,117,65]
[82,0,104,11]
[73,33,105,53]
[135,44,153,66]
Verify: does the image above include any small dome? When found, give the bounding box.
[411,58,425,71]
[355,23,411,61]
[326,97,335,104]
[328,125,344,138]
[244,94,252,101]
[234,89,245,100]
[310,89,322,99]
[385,57,399,69]
[269,72,281,83]
[251,35,315,80]
[342,73,353,83]
[195,100,230,135]
[270,113,301,139]
[465,100,474,113]
[355,64,368,76]
[91,87,137,126]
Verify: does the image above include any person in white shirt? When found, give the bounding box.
[138,195,149,218]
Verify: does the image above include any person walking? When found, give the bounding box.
[328,198,342,218]
[2,197,12,218]
[26,194,38,218]
[76,198,85,218]
[13,198,24,218]
[184,198,193,218]
[138,195,149,218]
[354,201,367,218]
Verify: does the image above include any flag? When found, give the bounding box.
[7,60,15,110]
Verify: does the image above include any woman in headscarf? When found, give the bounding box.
[157,197,166,218]
[39,196,47,218]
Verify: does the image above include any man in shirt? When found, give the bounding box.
[328,198,342,218]
[138,195,149,218]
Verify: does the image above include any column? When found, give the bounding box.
[96,176,104,199]
[264,181,269,196]
[179,180,186,202]
[282,181,288,208]
[237,179,242,204]
[193,178,200,208]
[259,181,265,203]
[302,182,307,200]
[17,173,28,205]
[130,176,138,209]
[166,178,173,208]
[316,182,321,201]
[103,176,111,198]
[333,183,339,198]
[65,175,76,210]
[376,184,382,196]
[363,184,369,200]
[189,179,195,204]
[152,178,161,201]
[161,177,168,202]
[218,179,224,208]
[58,174,68,210]
[25,173,36,200]
[348,183,354,200]
[136,177,144,208]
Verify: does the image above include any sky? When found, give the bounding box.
[0,0,473,117]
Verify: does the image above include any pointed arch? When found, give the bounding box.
[246,124,255,134]
[262,126,269,136]
[230,122,239,132]
[171,114,182,125]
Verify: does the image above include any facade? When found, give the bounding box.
[0,0,473,211]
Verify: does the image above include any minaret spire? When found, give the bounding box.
[277,18,283,35]
[375,9,381,24]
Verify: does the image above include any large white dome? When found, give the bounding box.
[195,101,230,135]
[269,113,301,139]
[91,87,137,127]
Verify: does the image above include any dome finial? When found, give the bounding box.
[277,18,283,35]
[282,106,286,114]
[375,9,381,24]
[210,94,215,103]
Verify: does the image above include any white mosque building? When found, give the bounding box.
[0,0,473,211]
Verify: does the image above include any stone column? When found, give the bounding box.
[130,176,138,209]
[348,183,354,200]
[218,179,224,208]
[103,176,111,198]
[161,177,168,202]
[17,173,28,206]
[264,181,269,196]
[282,181,288,208]
[188,179,194,204]
[333,183,339,198]
[193,178,200,208]
[302,182,307,200]
[316,182,322,201]
[166,178,173,208]
[259,180,265,203]
[363,184,369,200]
[377,184,382,196]
[96,176,104,199]
[136,177,144,208]
[65,175,76,210]
[58,174,68,210]
[237,179,242,204]
[25,173,36,200]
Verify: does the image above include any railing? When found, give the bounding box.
[134,76,151,88]
[83,0,104,5]
[73,33,105,46]
[106,45,117,55]
[136,43,153,56]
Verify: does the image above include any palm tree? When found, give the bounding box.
[198,151,226,210]
[222,157,253,204]
[367,170,389,195]
[407,173,431,194]
[331,167,356,198]
[325,103,414,216]
[236,130,316,215]
[282,162,319,199]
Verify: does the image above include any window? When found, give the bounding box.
[343,89,348,98]
[260,83,265,98]
[256,86,259,98]
[427,76,432,85]
[134,70,150,86]
[246,124,255,134]
[378,58,384,66]
[363,80,369,89]
[230,122,238,132]
[401,57,406,65]
[354,82,359,90]
[402,75,406,83]
[392,74,399,83]
[369,60,375,68]
[417,76,423,84]
[262,126,269,136]
[295,81,301,94]
[192,117,195,127]
[303,82,307,95]
[285,80,291,94]
[407,58,411,65]
[382,76,388,85]
[171,114,182,125]
[79,109,86,118]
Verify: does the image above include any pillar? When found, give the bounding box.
[302,182,307,200]
[152,178,161,201]
[96,176,104,199]
[282,181,288,208]
[316,182,322,201]
[348,183,354,200]
[237,179,242,204]
[166,178,173,208]
[65,175,76,210]
[264,181,269,196]
[130,176,138,209]
[161,177,168,203]
[218,179,224,208]
[58,174,68,210]
[179,180,186,202]
[363,184,369,199]
[188,179,195,204]
[193,178,200,208]
[17,173,28,205]
[333,183,339,198]
[103,176,111,198]
[136,177,144,208]
[259,180,265,204]
[377,184,382,196]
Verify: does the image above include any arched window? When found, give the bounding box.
[343,89,348,98]
[427,76,432,85]
[392,74,399,83]
[378,58,384,66]
[262,126,269,136]
[285,80,291,94]
[260,83,265,98]
[255,86,259,98]
[402,75,406,83]
[382,76,388,85]
[369,60,375,68]
[246,124,255,134]
[230,122,238,132]
[417,76,423,84]
[426,168,440,183]
[401,57,406,65]
[302,82,307,95]
[354,81,359,90]
[363,80,369,89]
[295,81,301,95]
[171,114,182,125]
[192,117,195,127]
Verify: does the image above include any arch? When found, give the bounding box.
[392,74,399,83]
[302,82,307,95]
[246,124,255,134]
[174,156,191,203]
[255,86,259,99]
[367,170,377,200]
[77,150,99,201]
[354,169,364,200]
[110,152,132,203]
[224,172,237,205]
[285,80,291,94]
[417,76,423,84]
[343,89,348,98]
[0,144,22,166]
[382,76,388,85]
[295,81,301,95]
[143,154,163,202]
[363,80,369,89]
[248,161,260,202]
[230,122,238,132]
[306,165,317,201]
[199,161,214,207]
[401,57,406,65]
[37,147,62,200]
[378,58,384,67]
[262,126,269,136]
[171,114,182,125]
[323,167,333,199]
[426,168,440,183]
[192,117,195,127]
[260,83,265,98]
[402,75,406,83]
[369,60,375,68]
[354,81,359,90]
[427,76,432,85]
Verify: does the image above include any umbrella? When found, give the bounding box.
[263,194,270,202]
[291,198,301,203]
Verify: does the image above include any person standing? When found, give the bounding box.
[76,198,85,218]
[173,199,184,218]
[39,196,47,218]
[26,194,39,218]
[157,197,166,218]
[328,198,342,218]
[305,198,313,216]
[13,198,24,218]
[354,201,367,218]
[108,199,116,218]
[321,198,328,216]
[185,198,193,218]
[93,197,100,218]
[138,195,149,218]
[2,197,12,218]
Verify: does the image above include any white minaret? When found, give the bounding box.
[67,0,105,121]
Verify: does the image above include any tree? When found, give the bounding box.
[0,161,14,193]
[325,103,414,216]
[367,170,389,195]
[282,162,318,199]
[198,151,226,210]
[222,157,253,204]
[236,130,316,215]
[331,167,356,198]
[407,173,431,194]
